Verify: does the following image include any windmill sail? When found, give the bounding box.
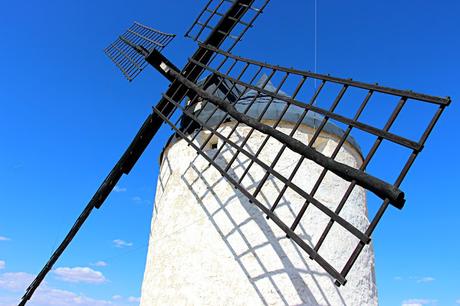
[19,1,270,304]
[152,44,450,285]
[104,22,176,81]
[19,0,452,303]
[185,0,270,52]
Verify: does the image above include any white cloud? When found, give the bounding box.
[417,276,435,283]
[0,272,34,291]
[12,163,23,169]
[91,261,108,267]
[113,239,133,248]
[402,299,437,306]
[132,196,149,204]
[395,276,435,284]
[0,295,17,306]
[456,299,460,305]
[32,287,113,306]
[0,271,137,306]
[53,267,106,284]
[114,185,127,192]
[112,295,123,300]
[128,296,140,303]
[0,289,116,306]
[0,260,5,269]
[111,295,140,304]
[0,236,11,241]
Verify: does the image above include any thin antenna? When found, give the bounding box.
[314,0,318,89]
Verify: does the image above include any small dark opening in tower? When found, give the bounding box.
[203,134,219,150]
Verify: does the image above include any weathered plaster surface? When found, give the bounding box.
[141,122,377,306]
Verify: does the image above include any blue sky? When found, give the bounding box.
[0,1,459,305]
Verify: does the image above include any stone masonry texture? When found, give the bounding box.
[140,122,378,306]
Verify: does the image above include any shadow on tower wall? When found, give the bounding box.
[179,142,347,306]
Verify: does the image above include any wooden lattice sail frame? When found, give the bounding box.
[19,0,450,304]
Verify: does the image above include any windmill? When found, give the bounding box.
[19,1,450,305]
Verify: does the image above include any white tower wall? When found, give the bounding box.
[140,121,378,306]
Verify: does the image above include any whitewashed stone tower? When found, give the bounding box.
[140,76,378,305]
